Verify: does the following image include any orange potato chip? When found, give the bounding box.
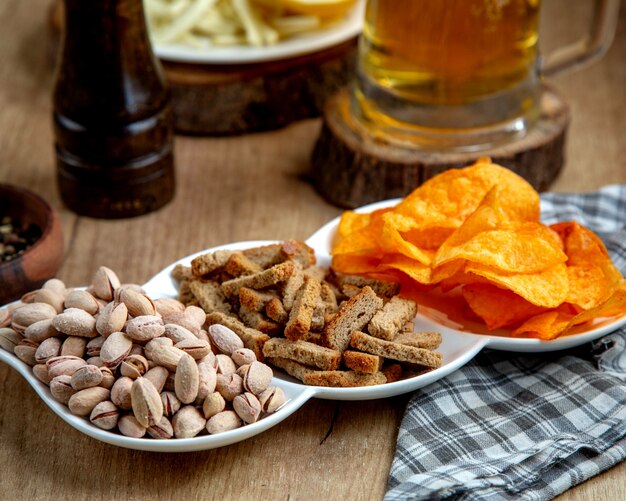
[331,254,381,275]
[568,287,626,327]
[395,158,540,227]
[462,283,547,330]
[333,209,389,256]
[380,212,434,265]
[565,265,613,310]
[465,262,569,308]
[512,309,574,340]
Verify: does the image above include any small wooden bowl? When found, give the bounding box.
[0,184,64,305]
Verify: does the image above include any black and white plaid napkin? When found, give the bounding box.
[385,185,626,501]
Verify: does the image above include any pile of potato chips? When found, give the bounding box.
[331,158,626,339]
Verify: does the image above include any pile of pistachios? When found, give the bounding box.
[0,267,286,439]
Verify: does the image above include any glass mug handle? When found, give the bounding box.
[542,0,620,77]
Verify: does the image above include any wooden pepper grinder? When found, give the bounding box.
[53,0,175,218]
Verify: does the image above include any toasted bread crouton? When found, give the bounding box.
[322,286,383,351]
[368,296,417,340]
[266,356,316,382]
[263,338,341,370]
[343,351,384,374]
[221,261,296,298]
[188,279,231,314]
[284,278,321,341]
[350,331,442,368]
[393,331,442,350]
[303,370,386,387]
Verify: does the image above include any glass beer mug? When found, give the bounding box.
[352,0,620,150]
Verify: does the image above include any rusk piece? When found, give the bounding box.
[239,287,276,312]
[225,253,263,277]
[263,338,341,371]
[368,296,417,340]
[350,331,442,368]
[188,279,231,314]
[393,331,442,350]
[265,297,288,324]
[171,264,192,282]
[343,351,383,374]
[284,278,321,340]
[266,356,315,382]
[322,286,383,351]
[242,240,316,269]
[303,370,386,387]
[221,261,296,298]
[281,268,304,312]
[333,273,399,298]
[191,250,233,277]
[239,305,281,335]
[178,280,199,307]
[205,312,270,361]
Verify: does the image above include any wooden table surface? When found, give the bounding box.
[0,1,624,500]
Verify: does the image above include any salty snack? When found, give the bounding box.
[0,268,286,440]
[145,0,358,48]
[175,240,444,387]
[332,157,626,340]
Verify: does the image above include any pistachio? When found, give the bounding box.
[215,354,237,375]
[196,329,210,343]
[196,363,217,403]
[184,305,206,328]
[96,301,128,337]
[86,356,104,367]
[175,338,211,360]
[113,283,146,303]
[120,289,157,317]
[62,336,87,358]
[32,289,65,313]
[129,344,145,357]
[163,372,176,392]
[120,354,149,379]
[258,386,286,414]
[215,373,244,401]
[147,416,174,439]
[85,336,105,357]
[64,290,100,315]
[197,350,216,368]
[162,311,201,336]
[111,376,134,409]
[233,392,262,424]
[0,327,22,352]
[172,405,206,438]
[47,355,87,378]
[148,345,185,372]
[91,266,120,301]
[52,308,97,338]
[35,337,62,363]
[231,348,257,367]
[42,278,66,296]
[118,415,146,438]
[202,392,226,419]
[144,336,173,360]
[153,298,185,317]
[71,365,104,390]
[32,364,51,385]
[161,391,182,417]
[206,410,242,435]
[14,339,39,366]
[125,315,165,342]
[99,366,115,389]
[131,377,163,427]
[68,387,110,416]
[0,307,10,328]
[235,364,250,379]
[175,353,199,404]
[11,303,57,332]
[23,319,58,343]
[100,331,132,368]
[163,323,196,344]
[208,324,244,355]
[144,366,169,393]
[50,375,76,404]
[90,401,119,430]
[243,361,273,396]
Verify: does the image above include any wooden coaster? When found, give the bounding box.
[311,87,570,208]
[48,0,355,135]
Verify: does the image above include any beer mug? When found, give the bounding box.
[352,0,620,150]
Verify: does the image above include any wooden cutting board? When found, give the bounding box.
[48,0,356,135]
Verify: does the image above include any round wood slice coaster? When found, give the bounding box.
[48,0,355,135]
[311,87,570,208]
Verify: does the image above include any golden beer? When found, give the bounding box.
[353,0,542,147]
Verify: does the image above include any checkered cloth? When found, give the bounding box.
[385,185,626,501]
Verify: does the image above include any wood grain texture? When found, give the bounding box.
[0,1,625,500]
